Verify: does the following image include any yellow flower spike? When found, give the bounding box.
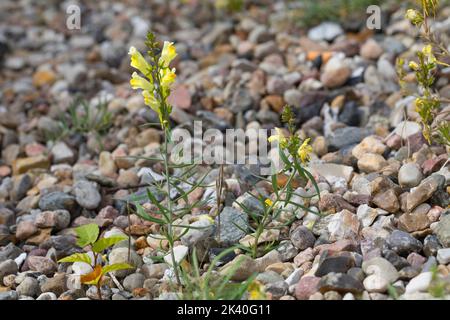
[297,138,313,164]
[268,127,287,145]
[264,199,273,207]
[128,46,151,76]
[159,41,177,68]
[130,72,153,91]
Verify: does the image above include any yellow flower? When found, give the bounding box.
[130,72,153,91]
[142,90,160,113]
[268,128,287,145]
[305,220,315,230]
[408,61,419,71]
[198,214,215,224]
[297,138,313,163]
[248,281,266,300]
[160,68,177,88]
[264,199,273,207]
[405,9,423,25]
[159,41,177,68]
[128,46,151,76]
[422,44,437,64]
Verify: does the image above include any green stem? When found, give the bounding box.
[163,127,181,286]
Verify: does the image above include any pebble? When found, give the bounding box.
[27,256,57,276]
[108,248,142,278]
[35,210,71,230]
[435,214,450,247]
[436,248,450,265]
[290,226,316,250]
[16,277,40,297]
[215,207,248,246]
[404,272,432,294]
[318,272,364,294]
[308,22,344,42]
[0,259,18,283]
[164,245,189,267]
[73,180,102,210]
[295,276,320,300]
[123,273,145,292]
[386,230,423,256]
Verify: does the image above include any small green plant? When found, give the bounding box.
[45,96,112,143]
[399,0,450,148]
[179,247,263,300]
[214,0,244,12]
[58,223,132,300]
[236,105,320,258]
[428,265,450,298]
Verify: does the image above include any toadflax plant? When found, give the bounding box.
[58,223,132,300]
[128,32,215,288]
[236,105,320,259]
[398,0,450,149]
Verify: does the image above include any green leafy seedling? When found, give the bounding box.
[58,223,132,300]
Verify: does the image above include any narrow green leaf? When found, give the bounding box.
[135,203,166,224]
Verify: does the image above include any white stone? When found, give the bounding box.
[437,248,450,264]
[164,245,189,266]
[308,163,354,184]
[405,272,433,294]
[285,268,303,286]
[357,204,379,227]
[362,257,399,283]
[394,121,421,139]
[363,274,389,293]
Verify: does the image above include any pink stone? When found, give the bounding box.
[168,84,192,110]
[25,143,47,157]
[295,276,321,300]
[422,154,447,175]
[316,239,358,255]
[407,252,426,268]
[98,205,119,220]
[385,134,402,150]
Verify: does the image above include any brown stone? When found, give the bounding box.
[13,155,50,175]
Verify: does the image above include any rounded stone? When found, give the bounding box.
[398,163,423,188]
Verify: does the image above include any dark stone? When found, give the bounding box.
[0,243,23,263]
[327,127,372,151]
[338,101,362,126]
[386,230,423,257]
[382,249,410,270]
[39,192,77,213]
[347,267,365,282]
[398,266,420,280]
[209,248,237,267]
[290,226,316,250]
[318,272,364,294]
[423,235,442,257]
[315,252,355,277]
[39,235,80,260]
